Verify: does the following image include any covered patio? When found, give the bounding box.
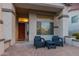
[0,3,78,56]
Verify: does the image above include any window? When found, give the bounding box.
[37,21,54,35]
[71,15,79,23]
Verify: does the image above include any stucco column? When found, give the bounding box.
[2,3,16,46]
[0,4,4,55]
[29,13,37,44]
[58,15,69,37]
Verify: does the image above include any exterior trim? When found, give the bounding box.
[63,3,72,6]
[68,8,79,12]
[0,39,5,42]
[58,15,69,19]
[0,20,3,24]
[2,8,16,16]
[54,26,59,28]
[4,40,11,43]
[72,39,79,42]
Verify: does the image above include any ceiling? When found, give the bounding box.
[14,3,64,17]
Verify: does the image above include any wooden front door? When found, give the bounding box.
[18,23,25,41]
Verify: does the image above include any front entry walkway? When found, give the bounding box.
[3,41,79,56]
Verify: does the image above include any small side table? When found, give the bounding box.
[45,40,56,49]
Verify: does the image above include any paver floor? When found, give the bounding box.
[3,41,79,56]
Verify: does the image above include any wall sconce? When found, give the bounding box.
[18,18,29,23]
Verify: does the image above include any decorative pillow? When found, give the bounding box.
[59,38,62,42]
[41,39,44,42]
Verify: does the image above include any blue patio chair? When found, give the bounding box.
[34,36,45,49]
[52,36,63,47]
